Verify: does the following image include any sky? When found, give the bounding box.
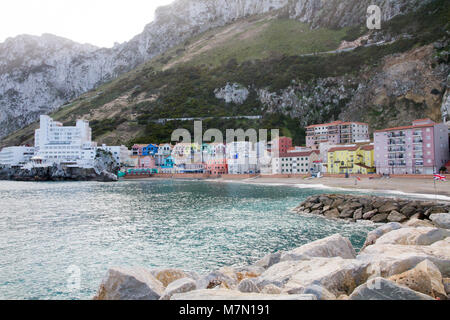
[0,0,175,48]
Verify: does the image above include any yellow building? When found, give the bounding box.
[327,145,375,174]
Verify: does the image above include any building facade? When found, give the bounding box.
[327,144,375,174]
[34,115,97,166]
[374,119,449,175]
[0,146,35,167]
[272,150,320,175]
[306,121,369,149]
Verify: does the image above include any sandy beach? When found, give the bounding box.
[236,176,450,200]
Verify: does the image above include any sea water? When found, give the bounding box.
[0,179,378,299]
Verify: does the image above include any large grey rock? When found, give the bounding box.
[160,277,197,300]
[403,218,434,228]
[362,222,403,249]
[196,267,238,290]
[375,227,450,246]
[388,260,447,299]
[94,267,165,300]
[349,277,434,300]
[357,244,450,278]
[324,208,340,218]
[387,210,407,223]
[430,213,450,229]
[280,234,356,262]
[302,285,336,300]
[238,278,260,293]
[255,257,370,296]
[254,251,283,270]
[151,268,198,287]
[371,213,389,223]
[171,289,317,300]
[363,209,378,220]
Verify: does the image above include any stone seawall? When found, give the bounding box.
[293,194,450,224]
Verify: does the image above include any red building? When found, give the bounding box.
[270,136,293,155]
[204,159,228,175]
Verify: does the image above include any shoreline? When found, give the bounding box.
[122,176,450,202]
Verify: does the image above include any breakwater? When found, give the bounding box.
[293,194,450,225]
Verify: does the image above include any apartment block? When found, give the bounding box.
[374,119,449,174]
[306,121,369,149]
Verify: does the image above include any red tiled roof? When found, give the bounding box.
[328,146,359,152]
[375,122,436,132]
[306,121,369,129]
[278,150,318,158]
[360,145,374,151]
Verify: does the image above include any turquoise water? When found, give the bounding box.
[0,179,377,300]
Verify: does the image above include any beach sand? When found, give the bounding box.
[237,176,450,199]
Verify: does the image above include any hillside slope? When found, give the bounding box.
[1,0,448,148]
[0,0,434,140]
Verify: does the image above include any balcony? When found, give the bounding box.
[388,132,405,138]
[413,139,423,144]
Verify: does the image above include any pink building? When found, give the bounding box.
[306,121,369,149]
[138,156,156,169]
[374,119,449,175]
[132,144,146,157]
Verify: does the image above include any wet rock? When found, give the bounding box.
[94,267,164,300]
[349,277,434,300]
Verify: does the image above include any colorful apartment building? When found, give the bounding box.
[374,119,450,175]
[272,150,320,174]
[306,121,370,149]
[327,144,375,174]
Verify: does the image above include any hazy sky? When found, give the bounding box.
[0,0,174,47]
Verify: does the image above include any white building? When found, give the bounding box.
[226,141,259,174]
[0,146,35,167]
[155,144,173,166]
[272,150,320,175]
[34,115,97,166]
[98,145,130,165]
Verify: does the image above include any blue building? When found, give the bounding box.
[142,144,159,156]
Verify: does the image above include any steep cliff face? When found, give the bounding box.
[0,0,432,139]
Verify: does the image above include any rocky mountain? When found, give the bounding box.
[0,0,436,141]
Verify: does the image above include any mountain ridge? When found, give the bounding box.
[0,0,435,140]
